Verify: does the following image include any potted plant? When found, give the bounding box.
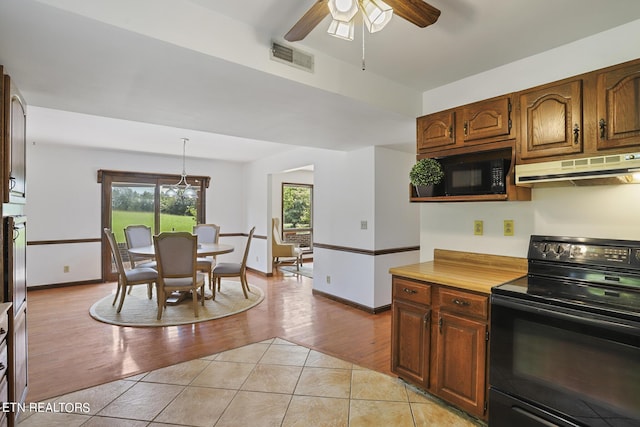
[410,158,444,197]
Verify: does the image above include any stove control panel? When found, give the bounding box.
[529,236,640,269]
[569,245,629,263]
[530,241,572,261]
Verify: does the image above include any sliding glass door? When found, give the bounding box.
[99,170,209,281]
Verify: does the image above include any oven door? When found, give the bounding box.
[489,294,640,426]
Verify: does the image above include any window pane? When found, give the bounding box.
[159,187,197,232]
[111,183,155,271]
[282,183,313,250]
[282,184,312,230]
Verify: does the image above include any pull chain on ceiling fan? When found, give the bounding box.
[284,0,441,43]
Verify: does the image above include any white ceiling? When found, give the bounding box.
[1,0,640,162]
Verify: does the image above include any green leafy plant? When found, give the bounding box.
[409,158,444,186]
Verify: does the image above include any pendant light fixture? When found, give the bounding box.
[164,137,198,199]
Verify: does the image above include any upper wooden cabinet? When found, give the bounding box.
[462,96,513,144]
[417,109,456,152]
[596,60,640,150]
[516,58,640,164]
[3,75,26,204]
[518,79,583,159]
[417,94,515,155]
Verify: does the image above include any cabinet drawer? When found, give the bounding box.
[438,288,488,319]
[393,278,431,305]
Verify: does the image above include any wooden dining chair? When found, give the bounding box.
[104,228,157,313]
[193,224,221,289]
[153,232,206,320]
[212,227,255,300]
[124,225,157,270]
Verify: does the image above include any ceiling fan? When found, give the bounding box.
[284,0,441,42]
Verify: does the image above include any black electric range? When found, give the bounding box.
[489,235,640,427]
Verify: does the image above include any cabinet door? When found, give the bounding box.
[436,311,487,418]
[391,299,431,387]
[417,110,456,153]
[11,305,27,408]
[596,61,640,150]
[462,96,513,144]
[2,75,26,204]
[519,79,583,159]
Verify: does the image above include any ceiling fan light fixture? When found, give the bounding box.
[327,19,355,40]
[328,0,359,22]
[359,0,393,33]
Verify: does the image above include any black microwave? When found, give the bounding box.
[443,158,509,196]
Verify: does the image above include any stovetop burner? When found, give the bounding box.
[494,235,640,322]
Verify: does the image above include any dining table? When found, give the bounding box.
[127,242,235,258]
[127,242,234,303]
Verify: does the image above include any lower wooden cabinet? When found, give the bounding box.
[0,304,10,427]
[391,299,431,386]
[391,276,489,420]
[391,278,432,386]
[435,311,487,416]
[10,303,27,418]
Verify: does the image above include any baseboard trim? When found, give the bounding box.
[27,279,103,291]
[312,289,391,314]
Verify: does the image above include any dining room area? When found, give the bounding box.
[95,218,263,327]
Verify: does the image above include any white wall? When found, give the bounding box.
[247,145,419,309]
[419,19,640,260]
[309,146,420,309]
[25,142,246,286]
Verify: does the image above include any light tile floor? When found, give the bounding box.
[17,338,483,426]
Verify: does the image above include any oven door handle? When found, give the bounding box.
[491,295,640,337]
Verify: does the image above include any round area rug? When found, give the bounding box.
[89,280,264,327]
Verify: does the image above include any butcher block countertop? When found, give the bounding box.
[389,249,527,294]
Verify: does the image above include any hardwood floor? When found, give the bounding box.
[26,269,391,403]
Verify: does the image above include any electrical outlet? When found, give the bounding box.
[63,265,70,273]
[474,220,483,236]
[360,220,367,230]
[504,219,514,236]
[326,275,331,284]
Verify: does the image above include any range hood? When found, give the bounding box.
[516,152,640,186]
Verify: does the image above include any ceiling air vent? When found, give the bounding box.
[270,41,314,73]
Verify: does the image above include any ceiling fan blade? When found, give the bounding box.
[284,0,330,42]
[385,0,441,28]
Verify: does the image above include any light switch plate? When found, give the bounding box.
[504,219,514,236]
[474,220,483,236]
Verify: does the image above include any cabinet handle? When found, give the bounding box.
[423,310,431,328]
[452,298,470,307]
[8,176,16,191]
[402,288,418,295]
[599,118,607,139]
[438,316,443,333]
[448,126,453,140]
[463,121,468,136]
[573,124,580,144]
